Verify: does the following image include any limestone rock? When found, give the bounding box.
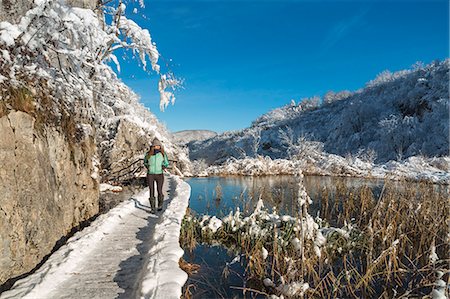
[0,110,99,285]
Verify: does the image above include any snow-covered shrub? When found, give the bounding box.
[365,68,413,88]
[202,151,449,183]
[323,90,352,105]
[189,159,209,177]
[0,0,178,106]
[279,128,324,160]
[298,95,320,111]
[206,156,304,176]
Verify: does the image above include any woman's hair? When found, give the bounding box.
[148,146,165,156]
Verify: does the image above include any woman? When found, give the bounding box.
[144,138,169,211]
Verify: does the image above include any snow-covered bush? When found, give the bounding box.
[298,95,320,111]
[323,90,352,104]
[202,153,449,183]
[189,159,209,177]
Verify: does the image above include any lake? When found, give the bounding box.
[181,175,387,298]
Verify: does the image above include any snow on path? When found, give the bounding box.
[0,175,191,299]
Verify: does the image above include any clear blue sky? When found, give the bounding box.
[116,0,449,133]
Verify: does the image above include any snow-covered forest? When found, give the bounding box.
[188,60,449,181]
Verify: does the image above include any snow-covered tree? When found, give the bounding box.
[323,90,352,104]
[0,0,191,177]
[298,95,320,111]
[0,0,179,110]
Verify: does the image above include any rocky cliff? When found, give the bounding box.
[0,0,189,286]
[0,88,99,285]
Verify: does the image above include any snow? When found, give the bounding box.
[263,278,275,288]
[90,155,100,180]
[276,281,309,297]
[99,183,123,192]
[430,271,447,299]
[261,246,269,259]
[431,278,447,299]
[117,15,160,73]
[429,245,439,264]
[158,74,178,111]
[140,175,191,299]
[203,155,450,184]
[0,22,20,46]
[207,216,223,233]
[188,60,449,183]
[291,237,301,251]
[1,175,191,299]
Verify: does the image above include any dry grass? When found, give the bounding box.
[181,179,449,298]
[179,257,201,276]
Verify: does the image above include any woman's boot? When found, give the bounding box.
[149,197,156,211]
[157,195,163,211]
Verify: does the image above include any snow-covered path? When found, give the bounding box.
[1,175,190,299]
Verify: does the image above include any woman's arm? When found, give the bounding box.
[162,153,169,168]
[144,152,149,168]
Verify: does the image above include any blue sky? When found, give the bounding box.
[116,0,448,133]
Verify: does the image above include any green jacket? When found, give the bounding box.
[144,152,169,174]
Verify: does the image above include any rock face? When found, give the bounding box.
[0,0,100,285]
[0,110,99,285]
[99,118,158,182]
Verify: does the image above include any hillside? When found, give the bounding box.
[172,130,217,144]
[189,60,449,167]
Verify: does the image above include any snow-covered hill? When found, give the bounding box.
[172,129,217,144]
[189,60,449,168]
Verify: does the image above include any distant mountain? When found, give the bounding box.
[172,130,218,144]
[189,60,449,165]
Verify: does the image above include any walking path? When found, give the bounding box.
[0,175,190,299]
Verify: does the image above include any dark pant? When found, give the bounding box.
[147,173,164,205]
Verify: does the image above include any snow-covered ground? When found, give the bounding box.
[0,175,191,299]
[204,155,450,184]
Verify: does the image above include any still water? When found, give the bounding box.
[185,175,385,217]
[181,175,385,298]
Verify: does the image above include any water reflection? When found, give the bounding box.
[184,175,385,217]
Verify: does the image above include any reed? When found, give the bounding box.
[181,178,449,298]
